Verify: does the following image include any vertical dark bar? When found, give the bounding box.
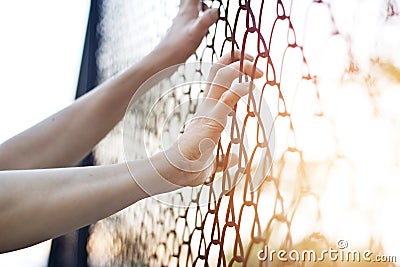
[48,0,102,266]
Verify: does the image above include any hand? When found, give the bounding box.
[154,0,220,65]
[160,52,264,187]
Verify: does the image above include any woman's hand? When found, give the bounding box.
[153,0,220,66]
[154,52,264,188]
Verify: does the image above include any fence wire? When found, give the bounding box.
[88,0,400,266]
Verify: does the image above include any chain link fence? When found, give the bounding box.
[87,0,400,266]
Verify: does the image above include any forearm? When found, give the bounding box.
[0,50,171,170]
[0,0,220,170]
[0,150,184,253]
[0,51,257,254]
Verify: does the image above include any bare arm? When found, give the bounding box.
[0,0,263,253]
[0,0,220,170]
[0,151,189,253]
[0,57,263,253]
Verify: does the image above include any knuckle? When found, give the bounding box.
[216,65,233,79]
[220,91,231,103]
[219,53,231,63]
[210,63,222,75]
[221,90,240,106]
[219,52,236,64]
[197,17,209,28]
[230,83,242,91]
[215,67,228,77]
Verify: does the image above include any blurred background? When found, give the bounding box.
[0,1,89,266]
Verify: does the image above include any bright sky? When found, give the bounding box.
[0,0,90,266]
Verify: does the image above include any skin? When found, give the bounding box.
[0,0,263,253]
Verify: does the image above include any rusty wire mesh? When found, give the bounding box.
[88,0,400,266]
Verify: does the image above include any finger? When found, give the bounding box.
[180,0,201,14]
[219,82,254,109]
[214,153,238,173]
[207,60,263,101]
[179,0,190,9]
[193,8,219,36]
[180,0,198,7]
[204,51,255,97]
[204,82,254,128]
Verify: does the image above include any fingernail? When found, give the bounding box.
[256,67,264,75]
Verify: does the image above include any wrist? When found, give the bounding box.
[126,146,211,197]
[160,144,213,186]
[149,35,195,70]
[126,156,178,197]
[146,44,176,72]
